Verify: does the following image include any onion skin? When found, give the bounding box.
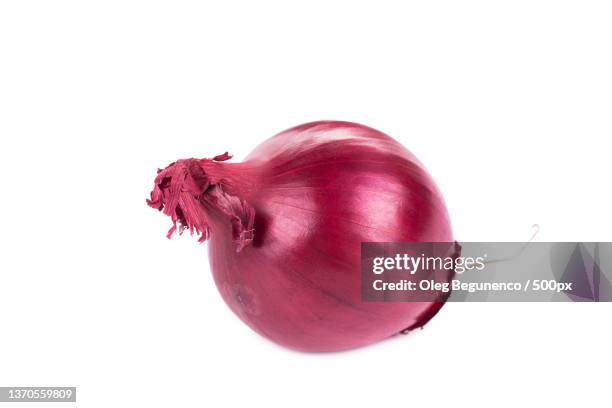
[148,121,453,352]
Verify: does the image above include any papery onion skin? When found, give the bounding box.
[148,121,453,352]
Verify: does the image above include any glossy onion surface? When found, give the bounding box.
[148,121,453,352]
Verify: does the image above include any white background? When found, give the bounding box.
[1,1,611,407]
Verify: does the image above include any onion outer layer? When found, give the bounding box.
[148,121,454,352]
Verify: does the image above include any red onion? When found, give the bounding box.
[147,121,453,352]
